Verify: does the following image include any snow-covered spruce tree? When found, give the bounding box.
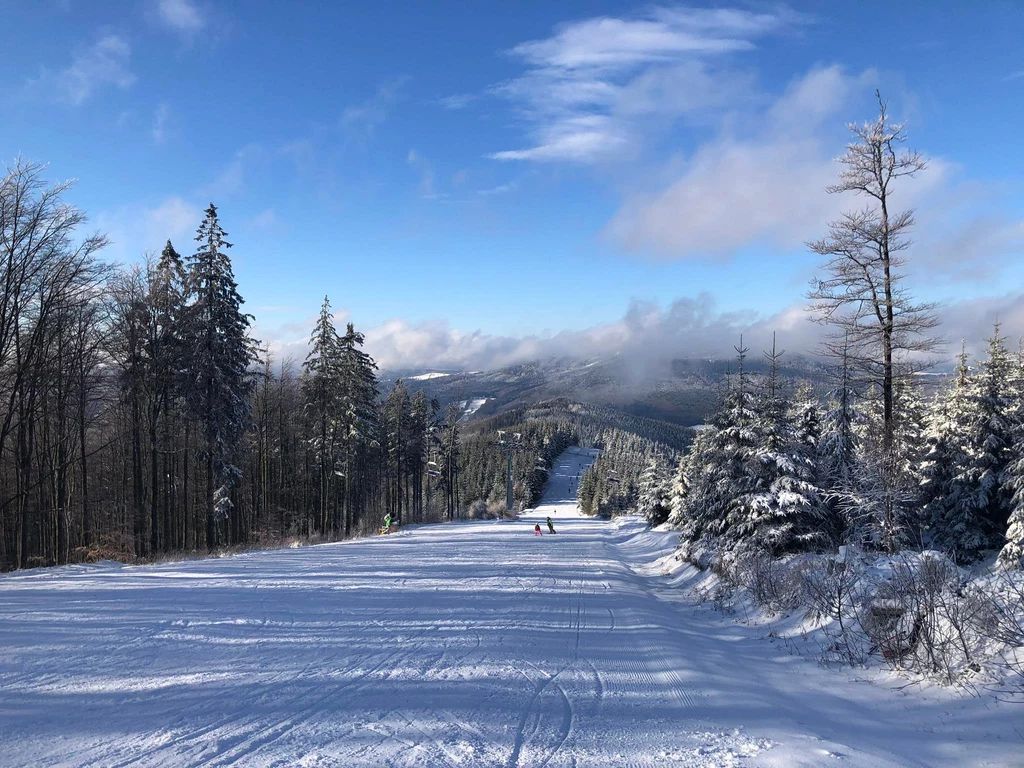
[577,466,598,516]
[182,204,259,551]
[845,379,925,553]
[891,374,930,546]
[818,335,860,542]
[384,380,412,525]
[788,382,827,541]
[302,296,343,535]
[922,344,976,555]
[406,390,435,524]
[999,342,1024,568]
[1009,338,1024,418]
[146,239,188,554]
[337,321,380,533]
[729,336,824,555]
[637,457,672,527]
[895,376,929,486]
[668,426,717,539]
[1000,481,1024,569]
[791,382,822,463]
[710,339,768,557]
[667,452,690,530]
[437,400,460,521]
[952,325,1018,557]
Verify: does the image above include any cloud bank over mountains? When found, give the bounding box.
[257,291,1024,374]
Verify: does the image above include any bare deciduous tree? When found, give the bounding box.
[807,92,941,456]
[807,93,942,554]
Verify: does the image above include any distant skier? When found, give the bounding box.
[534,523,542,536]
[546,517,556,534]
[383,513,392,533]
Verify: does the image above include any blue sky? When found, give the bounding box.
[2,1,1022,369]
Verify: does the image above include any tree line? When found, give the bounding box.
[0,160,460,571]
[577,428,681,517]
[636,94,1024,571]
[458,400,689,517]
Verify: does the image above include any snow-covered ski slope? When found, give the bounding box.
[1,449,1020,767]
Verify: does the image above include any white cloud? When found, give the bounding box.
[607,66,876,257]
[152,102,170,143]
[260,294,804,372]
[914,209,1024,280]
[603,65,1016,269]
[488,8,1024,272]
[249,209,278,229]
[341,78,408,139]
[490,117,628,162]
[406,148,439,198]
[29,34,136,105]
[939,294,1024,358]
[156,0,205,34]
[145,197,198,242]
[511,10,770,70]
[437,93,476,110]
[259,289,1024,375]
[477,181,517,196]
[96,196,201,261]
[489,6,804,163]
[200,143,264,200]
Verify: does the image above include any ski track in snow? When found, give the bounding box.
[1,447,1022,767]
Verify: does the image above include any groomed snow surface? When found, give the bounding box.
[1,448,1021,767]
[458,398,487,420]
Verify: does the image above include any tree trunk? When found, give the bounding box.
[79,373,90,548]
[132,392,145,557]
[149,405,160,554]
[206,444,215,552]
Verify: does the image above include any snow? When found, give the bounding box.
[458,397,487,420]
[408,372,451,381]
[1,450,1022,766]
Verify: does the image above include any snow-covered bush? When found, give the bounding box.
[867,553,988,681]
[973,569,1024,693]
[738,551,807,614]
[677,535,721,574]
[465,499,489,519]
[802,551,868,664]
[685,543,1024,689]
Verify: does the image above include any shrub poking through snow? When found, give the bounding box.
[680,545,1024,691]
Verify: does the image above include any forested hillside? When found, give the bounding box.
[576,429,679,518]
[383,353,832,428]
[457,400,691,517]
[0,163,464,571]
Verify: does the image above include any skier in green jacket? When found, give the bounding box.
[546,516,556,534]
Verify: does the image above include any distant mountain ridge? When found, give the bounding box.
[381,354,831,427]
